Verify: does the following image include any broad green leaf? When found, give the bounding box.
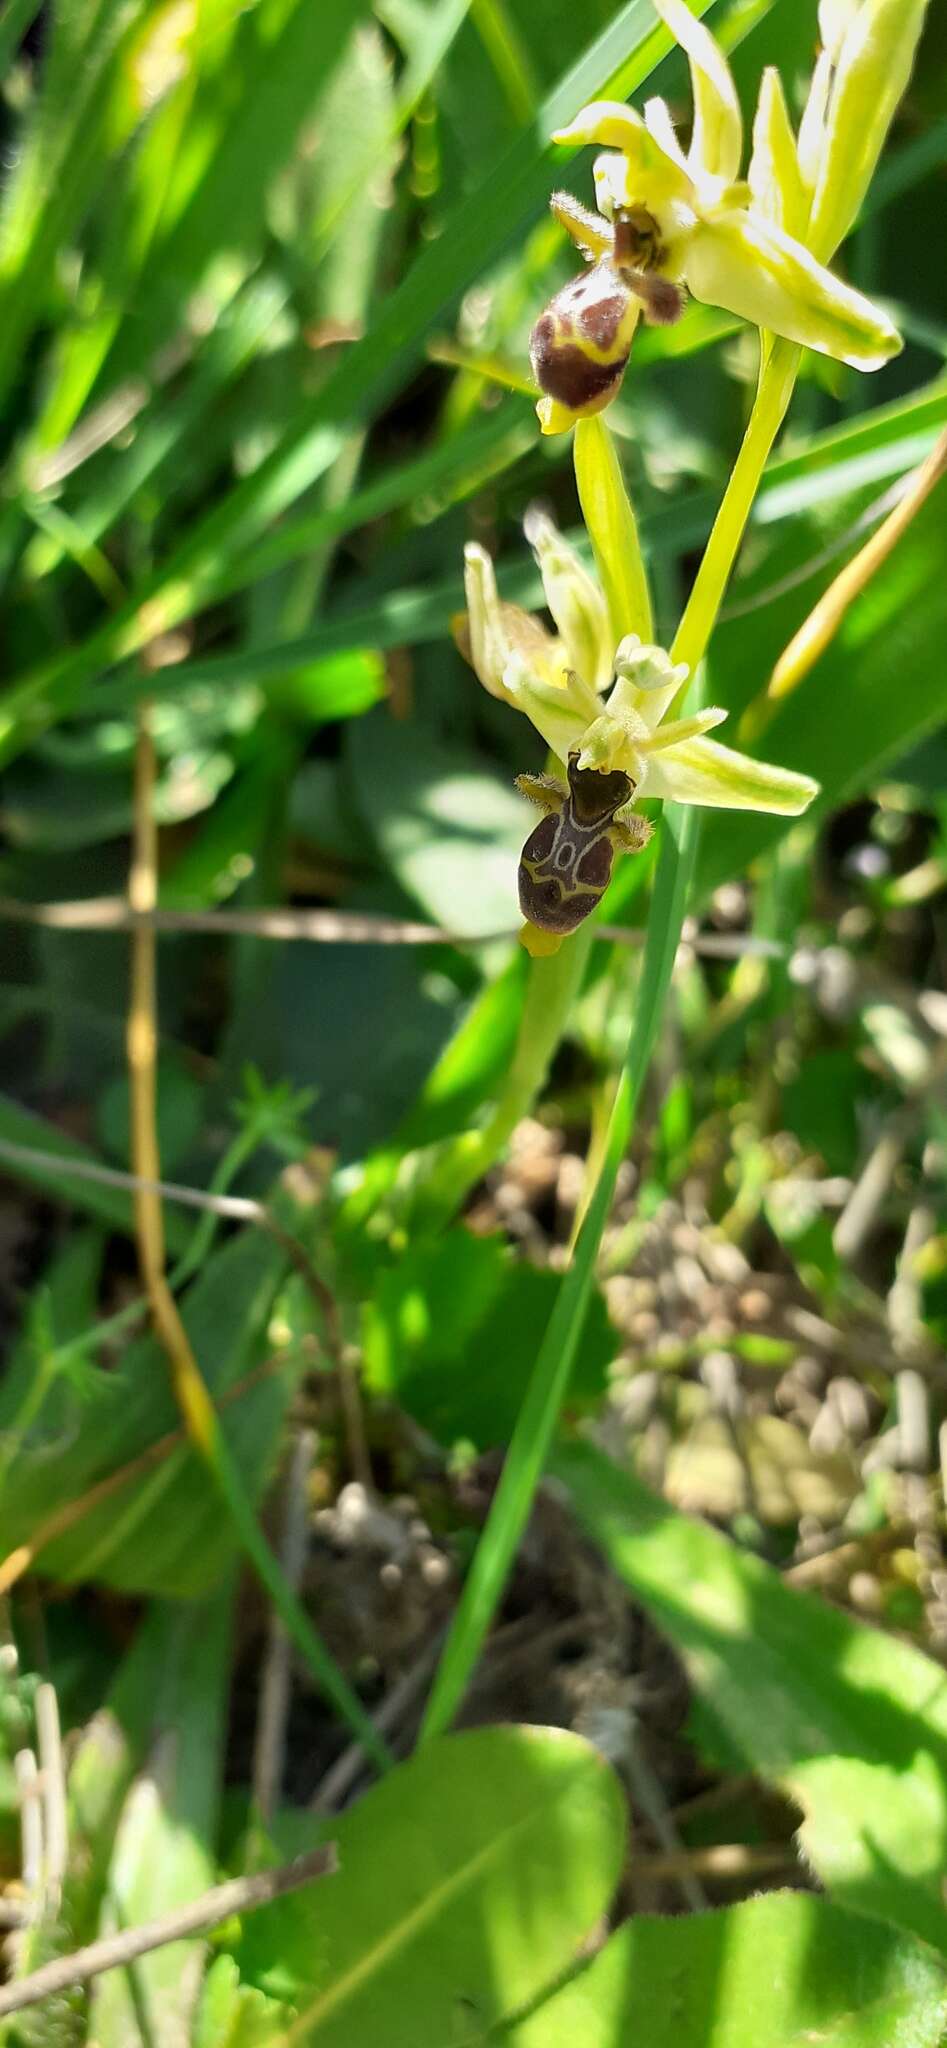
[554,1438,947,1955]
[89,1582,234,2047]
[232,1725,626,2043]
[0,1228,291,1597]
[193,1956,293,2048]
[348,713,527,936]
[506,1891,947,2047]
[362,1227,615,1447]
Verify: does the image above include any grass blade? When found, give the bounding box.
[419,795,701,1741]
[0,0,720,759]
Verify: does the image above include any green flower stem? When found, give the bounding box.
[421,798,700,1741]
[672,339,801,673]
[423,335,802,1742]
[407,926,593,1231]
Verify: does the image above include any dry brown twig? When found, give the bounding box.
[0,1846,337,2019]
[0,892,783,959]
[252,1428,317,1823]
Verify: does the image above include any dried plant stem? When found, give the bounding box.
[766,426,947,704]
[0,893,782,957]
[0,1847,337,2019]
[252,1429,316,1823]
[127,709,212,1451]
[123,706,390,1769]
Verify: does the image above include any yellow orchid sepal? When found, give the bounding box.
[748,67,807,241]
[685,207,900,370]
[807,0,930,262]
[531,0,921,432]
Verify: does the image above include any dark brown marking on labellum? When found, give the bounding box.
[529,260,635,413]
[579,289,629,352]
[518,754,639,935]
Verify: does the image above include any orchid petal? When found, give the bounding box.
[555,100,696,212]
[685,208,901,368]
[609,643,690,731]
[651,0,743,184]
[644,706,728,752]
[461,545,563,698]
[643,95,691,176]
[524,508,613,692]
[642,733,819,813]
[797,48,833,200]
[550,189,613,261]
[749,67,806,240]
[502,651,601,764]
[808,0,930,262]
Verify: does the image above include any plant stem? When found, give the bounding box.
[422,336,804,1742]
[405,925,594,1230]
[420,799,700,1741]
[672,340,801,674]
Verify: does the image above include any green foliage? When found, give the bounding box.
[506,1891,947,2046]
[555,1439,947,1954]
[362,1226,616,1445]
[232,1726,626,2041]
[1,0,946,2040]
[0,1231,291,1595]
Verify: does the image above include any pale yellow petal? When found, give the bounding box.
[524,508,613,692]
[685,208,901,368]
[502,651,601,763]
[749,67,806,240]
[643,733,819,813]
[643,706,728,752]
[651,0,743,183]
[808,0,930,262]
[555,100,696,213]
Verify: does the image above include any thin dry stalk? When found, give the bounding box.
[0,892,783,959]
[252,1429,316,1823]
[0,1846,337,2019]
[766,427,947,703]
[127,707,218,1457]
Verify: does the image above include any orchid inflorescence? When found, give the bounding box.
[456,0,927,953]
[530,0,911,435]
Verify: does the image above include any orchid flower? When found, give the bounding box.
[459,504,817,947]
[531,0,916,433]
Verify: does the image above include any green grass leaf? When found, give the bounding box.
[0,0,716,759]
[88,1583,235,2047]
[0,1228,289,1596]
[420,796,701,1742]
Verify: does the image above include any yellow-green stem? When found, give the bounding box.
[672,340,801,675]
[407,925,593,1230]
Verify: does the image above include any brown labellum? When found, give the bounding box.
[517,756,649,935]
[529,260,638,417]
